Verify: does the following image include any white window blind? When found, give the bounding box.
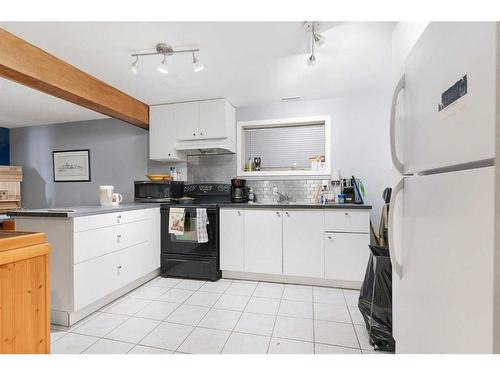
[244,123,325,170]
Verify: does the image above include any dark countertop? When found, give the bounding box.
[218,202,372,210]
[7,203,162,218]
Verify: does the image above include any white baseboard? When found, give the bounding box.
[221,271,362,290]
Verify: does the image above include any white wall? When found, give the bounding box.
[237,93,392,227]
[391,22,429,85]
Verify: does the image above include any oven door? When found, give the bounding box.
[161,206,218,257]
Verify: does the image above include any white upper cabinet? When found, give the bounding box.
[174,101,200,140]
[149,105,186,162]
[199,99,234,140]
[150,99,236,161]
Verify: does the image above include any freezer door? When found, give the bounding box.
[392,167,494,353]
[402,22,496,174]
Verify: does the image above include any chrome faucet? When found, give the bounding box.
[273,186,289,203]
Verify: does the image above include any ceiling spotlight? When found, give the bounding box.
[304,21,324,65]
[192,52,204,73]
[157,54,168,74]
[314,32,325,47]
[129,56,139,74]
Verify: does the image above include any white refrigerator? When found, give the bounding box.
[389,22,499,353]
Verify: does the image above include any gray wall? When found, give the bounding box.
[237,93,392,227]
[10,118,149,208]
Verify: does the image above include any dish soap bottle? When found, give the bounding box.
[248,187,255,203]
[320,185,328,205]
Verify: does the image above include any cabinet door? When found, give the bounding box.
[199,99,227,139]
[74,251,119,310]
[174,102,199,140]
[324,232,370,282]
[283,209,324,278]
[244,209,282,275]
[220,209,245,271]
[149,105,186,161]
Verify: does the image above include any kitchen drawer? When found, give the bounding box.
[73,242,153,310]
[324,210,369,233]
[73,208,153,232]
[324,232,370,282]
[74,249,120,310]
[73,220,149,264]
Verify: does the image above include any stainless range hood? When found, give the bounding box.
[175,138,235,155]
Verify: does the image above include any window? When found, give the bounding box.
[237,116,331,177]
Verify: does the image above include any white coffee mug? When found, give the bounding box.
[112,193,123,206]
[99,185,114,206]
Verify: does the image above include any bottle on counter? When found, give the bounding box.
[248,188,255,203]
[320,185,328,205]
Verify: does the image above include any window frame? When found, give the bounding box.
[236,115,331,178]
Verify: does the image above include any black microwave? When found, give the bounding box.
[134,181,185,202]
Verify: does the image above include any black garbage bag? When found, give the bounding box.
[358,245,395,352]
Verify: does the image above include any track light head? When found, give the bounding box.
[157,55,168,74]
[192,52,204,73]
[313,33,325,46]
[129,56,139,75]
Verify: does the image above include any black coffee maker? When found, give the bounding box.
[231,178,249,203]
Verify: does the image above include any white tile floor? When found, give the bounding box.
[50,276,380,354]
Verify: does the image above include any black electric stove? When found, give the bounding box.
[160,184,231,281]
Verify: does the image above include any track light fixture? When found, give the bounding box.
[129,43,204,75]
[304,21,325,65]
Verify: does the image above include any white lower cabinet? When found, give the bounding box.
[324,232,370,282]
[220,207,370,285]
[282,209,324,278]
[244,209,283,275]
[14,207,161,325]
[220,208,245,271]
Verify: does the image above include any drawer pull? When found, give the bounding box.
[237,211,241,216]
[344,212,349,216]
[276,212,281,217]
[117,215,122,223]
[328,236,333,240]
[117,234,122,243]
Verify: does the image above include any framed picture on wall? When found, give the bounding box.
[53,149,91,182]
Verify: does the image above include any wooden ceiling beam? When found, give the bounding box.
[0,28,149,129]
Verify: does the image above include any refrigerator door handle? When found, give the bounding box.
[390,74,405,175]
[388,178,403,278]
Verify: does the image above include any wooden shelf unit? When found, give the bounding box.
[0,166,22,214]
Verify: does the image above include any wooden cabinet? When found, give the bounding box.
[149,99,236,161]
[244,209,283,275]
[220,208,245,271]
[0,166,23,213]
[149,105,186,162]
[282,209,324,278]
[324,232,370,282]
[0,231,50,354]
